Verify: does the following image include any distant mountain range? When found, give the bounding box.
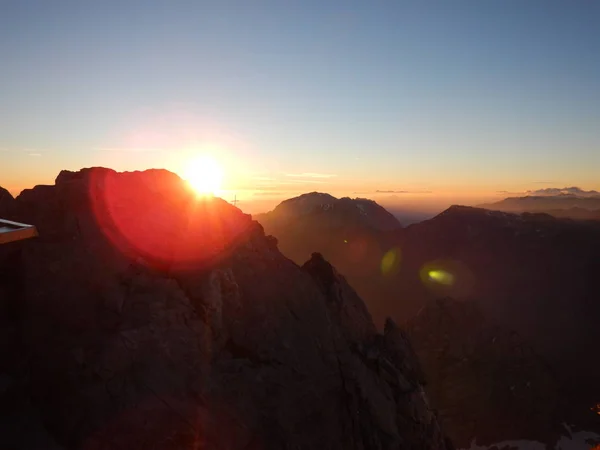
[257,192,600,447]
[479,192,600,220]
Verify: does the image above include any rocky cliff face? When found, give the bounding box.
[257,198,600,448]
[406,298,579,448]
[0,168,449,450]
[256,193,403,328]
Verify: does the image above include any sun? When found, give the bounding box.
[184,155,223,196]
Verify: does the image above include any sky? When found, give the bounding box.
[1,0,599,213]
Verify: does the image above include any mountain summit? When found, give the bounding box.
[258,192,403,232]
[256,193,403,326]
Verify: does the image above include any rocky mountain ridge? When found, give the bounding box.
[257,192,403,233]
[478,195,600,219]
[0,168,449,450]
[257,197,600,448]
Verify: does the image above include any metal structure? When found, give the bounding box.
[0,218,38,245]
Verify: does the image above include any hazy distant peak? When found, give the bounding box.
[266,192,402,230]
[438,204,558,223]
[424,204,597,244]
[280,191,337,204]
[429,205,533,231]
[526,186,600,198]
[436,205,490,218]
[478,190,600,220]
[273,192,338,218]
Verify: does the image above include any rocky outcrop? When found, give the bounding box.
[0,169,449,450]
[256,194,403,328]
[406,298,600,448]
[302,253,447,450]
[0,186,15,213]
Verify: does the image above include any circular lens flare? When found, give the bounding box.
[381,247,401,275]
[428,269,455,285]
[419,259,474,297]
[86,168,251,271]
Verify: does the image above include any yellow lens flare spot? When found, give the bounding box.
[184,155,223,197]
[381,248,401,275]
[428,269,455,286]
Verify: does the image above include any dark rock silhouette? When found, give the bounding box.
[257,193,403,327]
[0,186,15,213]
[0,169,449,450]
[397,207,600,399]
[258,198,600,446]
[406,298,578,448]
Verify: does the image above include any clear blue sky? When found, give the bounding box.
[1,0,599,203]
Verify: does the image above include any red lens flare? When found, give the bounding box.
[87,169,252,271]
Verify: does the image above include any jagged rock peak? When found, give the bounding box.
[302,252,336,289]
[382,317,426,386]
[0,186,14,201]
[275,192,339,214]
[384,317,400,335]
[302,252,376,343]
[54,167,187,191]
[0,186,15,214]
[55,167,116,184]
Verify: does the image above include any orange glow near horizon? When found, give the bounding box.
[183,155,224,197]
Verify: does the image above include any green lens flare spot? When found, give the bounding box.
[428,269,455,285]
[381,248,401,275]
